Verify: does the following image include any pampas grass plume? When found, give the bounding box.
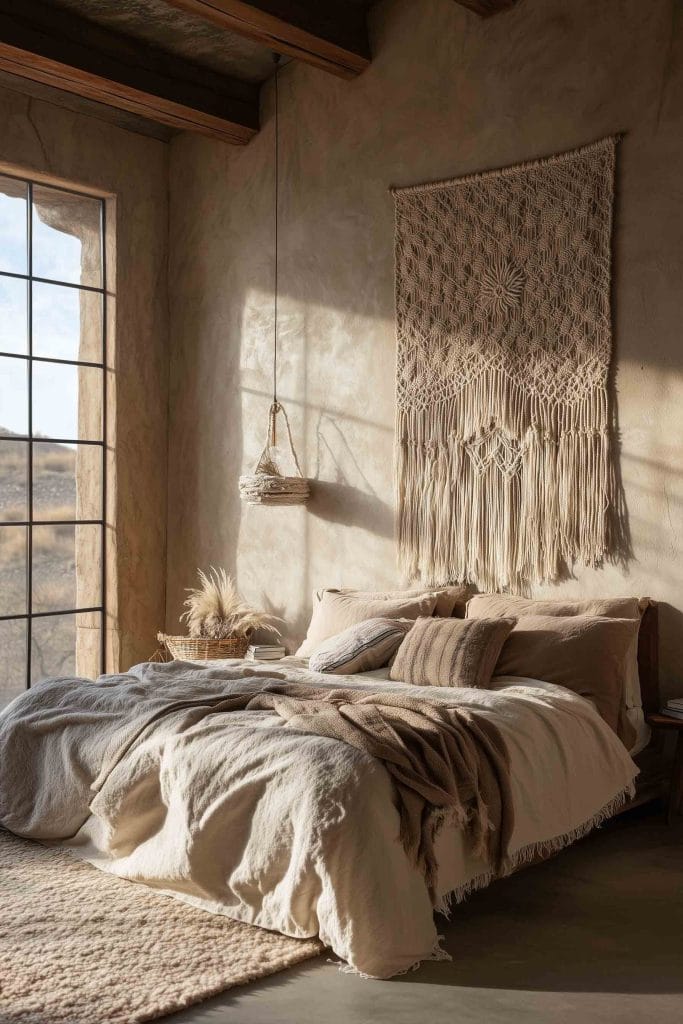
[180,567,281,640]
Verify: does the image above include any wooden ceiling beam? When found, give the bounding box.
[452,0,520,16]
[162,1,371,79]
[0,0,260,145]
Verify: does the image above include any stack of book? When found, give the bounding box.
[661,697,683,721]
[247,644,286,662]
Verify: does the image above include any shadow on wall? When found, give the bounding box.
[308,411,394,539]
[308,480,394,538]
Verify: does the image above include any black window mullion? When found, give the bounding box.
[0,351,104,370]
[26,180,33,691]
[100,199,107,676]
[0,437,104,447]
[0,520,102,528]
[0,268,105,296]
[0,607,102,623]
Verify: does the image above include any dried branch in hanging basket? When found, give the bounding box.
[239,401,310,507]
[179,567,281,640]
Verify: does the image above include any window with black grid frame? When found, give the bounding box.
[0,173,107,710]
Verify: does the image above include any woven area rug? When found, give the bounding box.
[392,136,618,592]
[0,829,324,1024]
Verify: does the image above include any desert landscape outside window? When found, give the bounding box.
[0,173,106,709]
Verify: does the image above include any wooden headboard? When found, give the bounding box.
[637,600,659,715]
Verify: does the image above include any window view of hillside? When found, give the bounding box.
[0,432,83,706]
[0,175,105,711]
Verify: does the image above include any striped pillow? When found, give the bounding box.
[309,618,413,675]
[389,616,516,689]
[297,591,437,657]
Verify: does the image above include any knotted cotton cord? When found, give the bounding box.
[272,53,280,420]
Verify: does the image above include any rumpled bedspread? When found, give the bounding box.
[0,659,638,977]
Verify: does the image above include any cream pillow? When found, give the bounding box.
[389,616,515,689]
[315,585,471,618]
[467,594,643,709]
[494,615,639,745]
[309,618,413,675]
[297,590,438,657]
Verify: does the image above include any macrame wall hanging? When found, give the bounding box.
[392,136,618,592]
[239,55,309,507]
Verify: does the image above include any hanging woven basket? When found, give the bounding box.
[239,401,310,506]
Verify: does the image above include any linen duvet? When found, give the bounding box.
[0,657,637,978]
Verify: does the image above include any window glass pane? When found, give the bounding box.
[32,362,102,441]
[0,525,27,614]
[0,175,27,275]
[32,522,100,613]
[0,439,28,521]
[0,619,26,709]
[33,282,102,363]
[0,276,28,355]
[32,612,74,684]
[32,522,75,614]
[32,185,102,288]
[31,612,100,686]
[33,441,100,521]
[0,356,28,436]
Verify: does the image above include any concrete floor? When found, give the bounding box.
[170,805,683,1024]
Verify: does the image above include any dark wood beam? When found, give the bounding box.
[0,0,260,144]
[452,0,520,16]
[0,69,175,141]
[163,1,371,79]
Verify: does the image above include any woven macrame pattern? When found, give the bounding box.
[392,137,617,591]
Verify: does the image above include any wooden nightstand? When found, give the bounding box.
[646,713,683,824]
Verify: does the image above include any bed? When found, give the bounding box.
[0,603,657,978]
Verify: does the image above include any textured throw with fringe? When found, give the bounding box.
[392,136,619,591]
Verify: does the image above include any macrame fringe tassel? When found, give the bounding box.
[396,370,612,592]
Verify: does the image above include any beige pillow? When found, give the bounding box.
[389,616,516,689]
[309,618,413,675]
[467,595,643,709]
[494,615,639,744]
[297,591,438,657]
[316,585,471,618]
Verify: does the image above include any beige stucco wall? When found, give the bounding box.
[166,0,683,696]
[0,84,169,670]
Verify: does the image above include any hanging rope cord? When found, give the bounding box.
[238,54,308,501]
[255,53,303,479]
[273,53,279,411]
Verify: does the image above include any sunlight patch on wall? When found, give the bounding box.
[235,288,400,647]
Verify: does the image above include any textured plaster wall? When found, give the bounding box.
[167,0,683,696]
[0,84,169,670]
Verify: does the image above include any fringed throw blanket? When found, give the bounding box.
[392,136,618,591]
[240,685,514,903]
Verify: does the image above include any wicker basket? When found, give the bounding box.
[239,401,309,507]
[157,633,249,661]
